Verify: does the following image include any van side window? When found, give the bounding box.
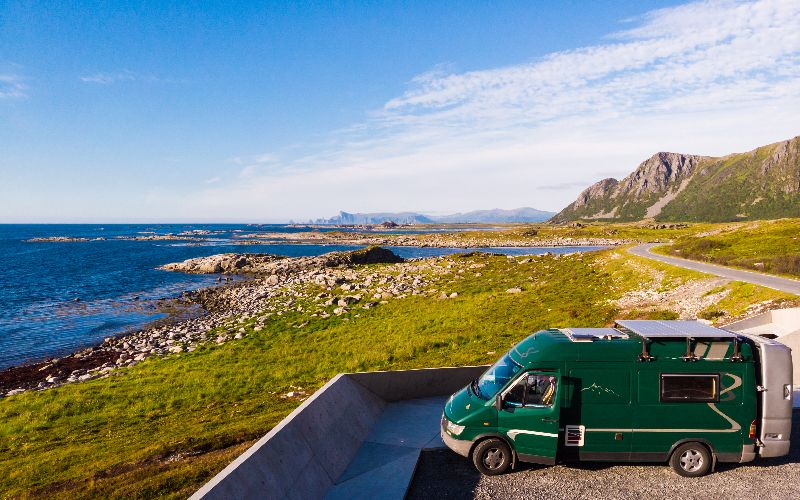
[660,374,720,402]
[503,374,558,407]
[504,378,525,406]
[525,374,557,406]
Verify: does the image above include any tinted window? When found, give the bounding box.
[661,374,719,402]
[503,374,558,407]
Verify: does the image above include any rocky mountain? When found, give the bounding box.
[317,211,435,225]
[315,207,555,225]
[552,136,800,223]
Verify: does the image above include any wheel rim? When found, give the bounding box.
[679,449,704,472]
[483,447,505,470]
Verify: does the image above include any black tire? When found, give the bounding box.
[669,442,712,477]
[472,438,513,476]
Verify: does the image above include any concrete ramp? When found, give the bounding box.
[191,365,487,500]
[725,308,800,339]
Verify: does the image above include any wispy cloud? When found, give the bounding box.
[382,0,800,124]
[149,0,800,221]
[80,70,177,85]
[230,153,279,166]
[0,74,27,99]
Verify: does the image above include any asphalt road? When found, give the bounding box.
[407,413,800,500]
[628,243,800,295]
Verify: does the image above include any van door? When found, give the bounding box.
[497,371,561,464]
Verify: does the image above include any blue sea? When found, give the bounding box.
[0,224,605,369]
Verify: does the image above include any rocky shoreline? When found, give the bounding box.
[26,231,629,247]
[228,231,628,248]
[0,247,429,397]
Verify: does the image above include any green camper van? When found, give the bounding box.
[441,320,792,477]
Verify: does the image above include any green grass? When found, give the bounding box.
[0,249,793,497]
[654,218,800,278]
[385,221,720,246]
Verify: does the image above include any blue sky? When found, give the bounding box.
[1,0,799,222]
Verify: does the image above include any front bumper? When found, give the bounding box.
[441,415,472,457]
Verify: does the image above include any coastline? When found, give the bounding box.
[0,246,408,396]
[0,241,620,397]
[0,242,611,397]
[26,231,630,248]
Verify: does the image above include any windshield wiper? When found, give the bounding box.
[470,378,484,399]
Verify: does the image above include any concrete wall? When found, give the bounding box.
[348,365,488,402]
[191,365,488,500]
[725,307,800,337]
[725,308,800,387]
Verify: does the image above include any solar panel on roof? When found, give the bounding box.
[614,320,737,338]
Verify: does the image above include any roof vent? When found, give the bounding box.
[560,328,629,342]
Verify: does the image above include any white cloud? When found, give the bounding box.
[230,152,279,166]
[80,70,137,84]
[0,74,27,99]
[148,0,800,221]
[80,70,176,85]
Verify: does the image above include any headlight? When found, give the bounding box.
[446,419,465,436]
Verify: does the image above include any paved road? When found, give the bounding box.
[629,243,800,296]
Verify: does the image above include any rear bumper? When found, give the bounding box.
[739,444,757,463]
[759,439,791,458]
[440,418,472,457]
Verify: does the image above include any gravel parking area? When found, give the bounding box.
[408,411,800,500]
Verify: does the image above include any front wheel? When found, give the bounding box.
[669,442,712,477]
[472,438,512,475]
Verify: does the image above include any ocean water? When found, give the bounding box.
[0,224,605,369]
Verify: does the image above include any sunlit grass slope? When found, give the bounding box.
[654,218,800,278]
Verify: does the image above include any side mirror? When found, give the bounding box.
[494,394,503,411]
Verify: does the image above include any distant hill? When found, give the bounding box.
[433,207,555,223]
[314,207,555,225]
[551,135,800,223]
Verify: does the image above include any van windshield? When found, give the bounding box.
[474,353,522,400]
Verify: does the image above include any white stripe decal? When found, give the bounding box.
[585,403,741,434]
[721,373,742,395]
[507,429,558,440]
[586,428,738,433]
[585,394,743,434]
[706,402,741,431]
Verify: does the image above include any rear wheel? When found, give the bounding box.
[472,438,512,476]
[669,442,712,477]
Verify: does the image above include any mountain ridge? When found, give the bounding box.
[551,136,800,223]
[313,207,555,224]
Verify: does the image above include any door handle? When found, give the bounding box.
[541,417,557,423]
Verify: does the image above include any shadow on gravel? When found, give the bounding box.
[406,449,481,499]
[407,450,554,499]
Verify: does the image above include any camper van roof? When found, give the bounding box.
[614,320,737,339]
[559,328,629,342]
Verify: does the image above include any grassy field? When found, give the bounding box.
[0,247,795,498]
[382,220,721,246]
[653,218,800,278]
